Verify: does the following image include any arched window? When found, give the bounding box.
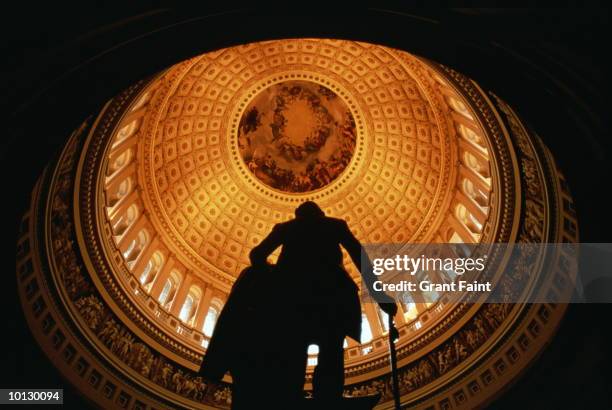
[108,177,133,207]
[124,229,148,267]
[112,119,139,147]
[447,97,474,120]
[402,294,418,321]
[463,152,490,178]
[107,148,133,176]
[378,308,390,333]
[179,286,202,325]
[456,204,483,235]
[140,251,163,290]
[131,91,151,111]
[202,298,223,337]
[159,279,173,306]
[140,260,153,284]
[458,124,484,147]
[462,179,489,208]
[179,295,195,323]
[112,204,138,236]
[159,271,181,309]
[123,240,136,260]
[422,288,439,306]
[463,152,480,171]
[307,344,319,367]
[360,313,373,344]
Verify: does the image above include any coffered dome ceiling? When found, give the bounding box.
[135,39,458,286]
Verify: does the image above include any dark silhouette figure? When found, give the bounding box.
[200,201,397,409]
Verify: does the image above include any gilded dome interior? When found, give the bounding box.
[16,34,581,410]
[102,39,495,363]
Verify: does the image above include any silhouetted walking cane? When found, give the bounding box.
[388,315,401,410]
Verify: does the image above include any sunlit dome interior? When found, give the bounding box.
[101,38,494,368]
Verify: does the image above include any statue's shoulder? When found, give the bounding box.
[326,216,348,227]
[322,217,350,235]
[274,219,295,231]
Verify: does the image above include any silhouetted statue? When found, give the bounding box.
[200,201,397,409]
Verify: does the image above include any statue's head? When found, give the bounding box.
[295,201,325,219]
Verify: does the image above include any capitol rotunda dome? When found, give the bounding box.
[16,38,578,409]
